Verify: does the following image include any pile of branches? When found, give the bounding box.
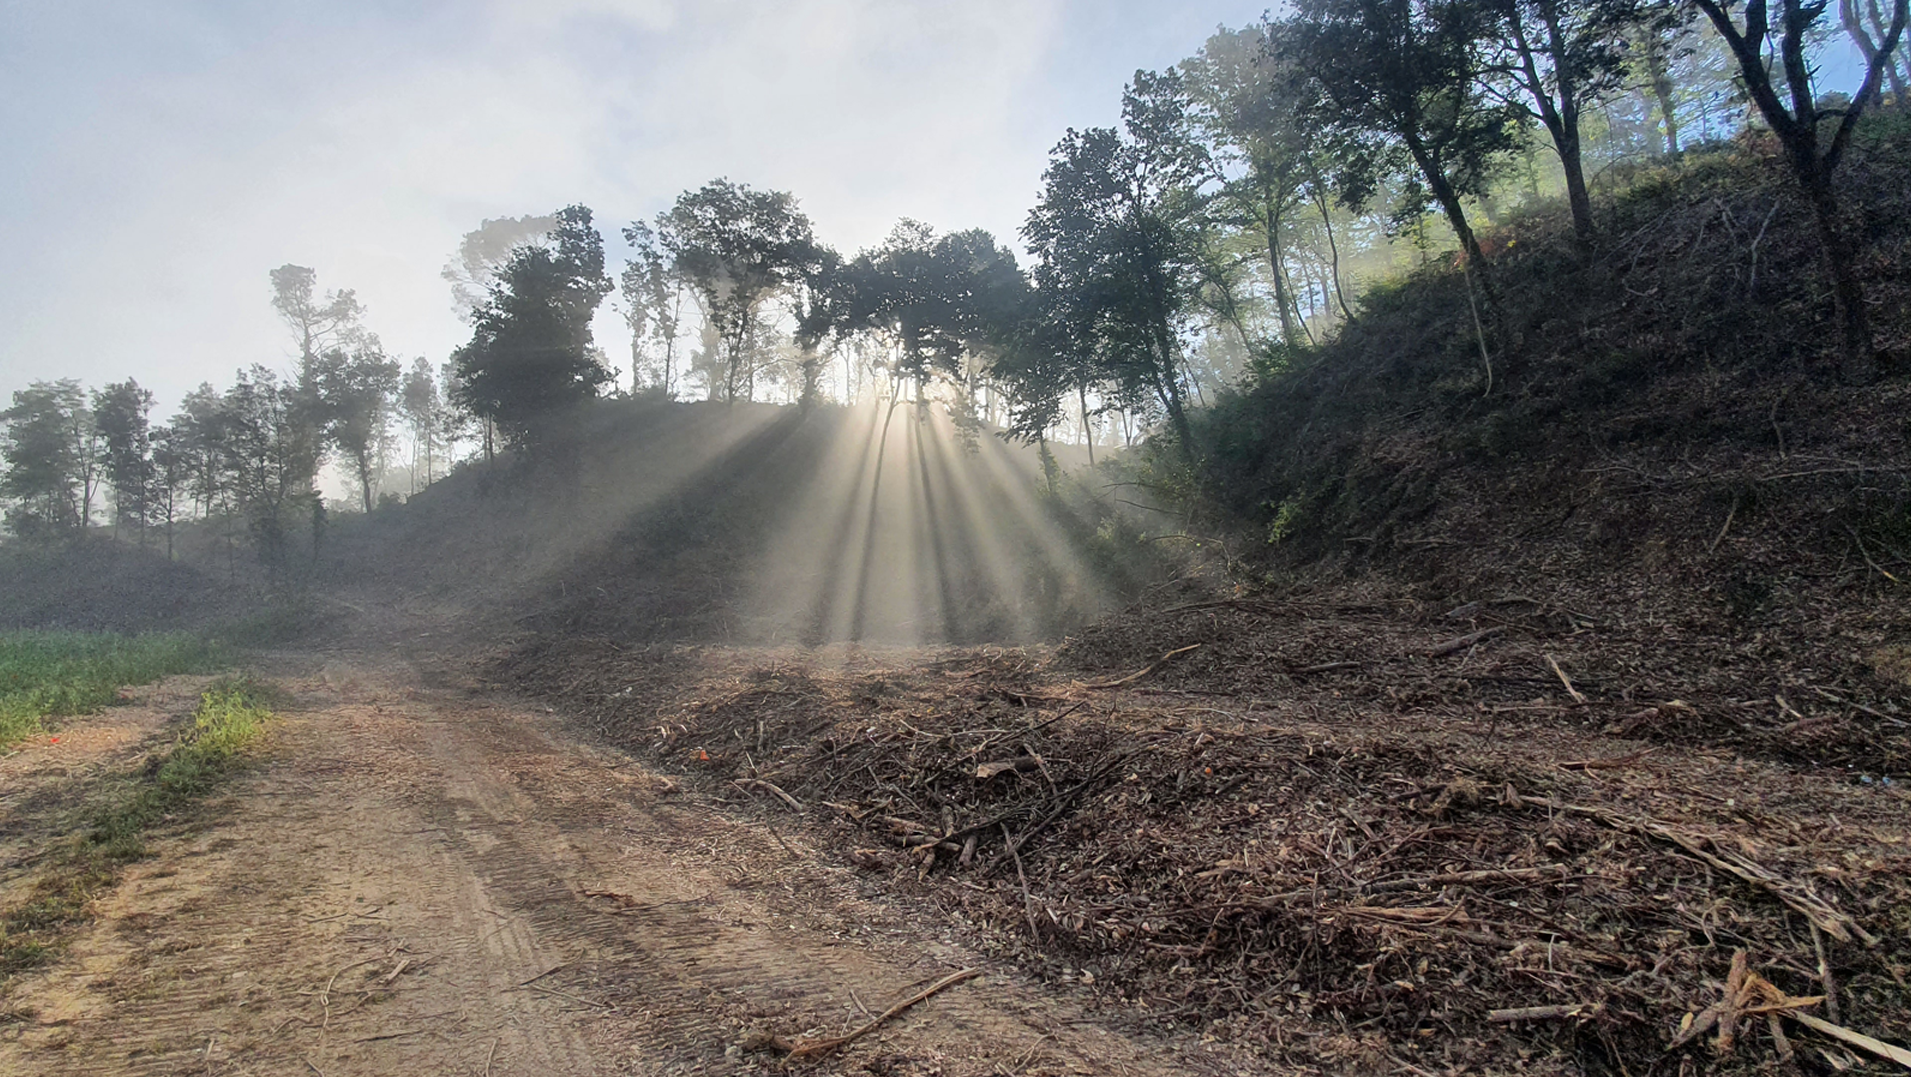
[501,633,1911,1074]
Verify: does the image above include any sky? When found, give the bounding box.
[0,2,1877,417]
[0,0,1279,412]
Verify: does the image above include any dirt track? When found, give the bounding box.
[0,623,1251,1076]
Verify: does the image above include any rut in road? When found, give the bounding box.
[0,646,1253,1076]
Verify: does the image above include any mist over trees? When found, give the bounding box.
[449,205,615,460]
[4,0,1905,559]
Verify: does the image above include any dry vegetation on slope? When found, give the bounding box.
[498,608,1911,1076]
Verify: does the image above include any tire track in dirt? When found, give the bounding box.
[0,644,1256,1076]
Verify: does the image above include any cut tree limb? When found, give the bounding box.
[1546,654,1589,704]
[1085,645,1202,689]
[1430,628,1504,657]
[1788,1012,1911,1070]
[733,778,804,812]
[1513,795,1876,946]
[769,968,984,1060]
[1490,1003,1602,1022]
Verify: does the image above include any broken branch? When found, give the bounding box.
[1084,644,1202,689]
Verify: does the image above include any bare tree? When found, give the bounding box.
[1693,0,1908,385]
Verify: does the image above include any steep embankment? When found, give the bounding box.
[1131,126,1911,774]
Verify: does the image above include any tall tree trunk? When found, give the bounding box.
[1079,382,1095,467]
[1804,172,1877,385]
[1264,188,1300,346]
[1517,0,1594,242]
[1404,135,1486,270]
[1844,0,1908,103]
[1642,35,1682,154]
[1311,181,1355,321]
[1695,0,1903,384]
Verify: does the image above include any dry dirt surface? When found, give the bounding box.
[0,622,1253,1077]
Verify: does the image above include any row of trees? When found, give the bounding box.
[1,268,465,564]
[443,0,1903,473]
[7,0,1907,548]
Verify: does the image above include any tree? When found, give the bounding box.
[149,424,188,560]
[1842,0,1911,102]
[0,380,94,541]
[92,378,156,542]
[657,179,821,403]
[170,384,229,522]
[619,220,685,396]
[1478,0,1663,241]
[270,265,367,367]
[1692,0,1908,385]
[220,366,323,572]
[1024,70,1212,460]
[450,204,614,457]
[1286,0,1525,270]
[830,222,1028,389]
[442,214,557,323]
[436,360,477,463]
[399,358,444,490]
[308,346,403,512]
[1183,25,1321,346]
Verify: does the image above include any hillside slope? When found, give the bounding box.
[1088,125,1911,776]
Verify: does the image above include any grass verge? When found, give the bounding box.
[0,631,223,748]
[0,675,278,984]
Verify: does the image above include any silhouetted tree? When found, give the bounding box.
[308,347,403,512]
[149,424,187,560]
[169,384,229,522]
[92,378,157,542]
[270,265,367,367]
[399,358,444,489]
[220,366,323,572]
[657,180,821,403]
[1286,0,1525,269]
[830,222,1028,392]
[1183,25,1324,345]
[619,220,686,396]
[1025,70,1211,460]
[450,205,614,457]
[442,214,557,323]
[1,380,96,541]
[1843,0,1911,101]
[1477,0,1664,241]
[1693,0,1907,384]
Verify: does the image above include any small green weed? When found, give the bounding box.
[0,680,274,985]
[0,631,222,748]
[89,679,277,858]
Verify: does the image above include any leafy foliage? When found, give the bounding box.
[451,205,615,454]
[656,180,823,403]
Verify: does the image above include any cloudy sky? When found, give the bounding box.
[2,0,1282,411]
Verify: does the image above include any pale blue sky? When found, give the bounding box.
[0,1,1873,412]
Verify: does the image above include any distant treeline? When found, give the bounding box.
[5,0,1906,556]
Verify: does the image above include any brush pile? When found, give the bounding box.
[501,591,1911,1075]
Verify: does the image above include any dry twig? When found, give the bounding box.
[1084,645,1202,689]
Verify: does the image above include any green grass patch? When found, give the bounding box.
[0,677,275,982]
[0,631,223,748]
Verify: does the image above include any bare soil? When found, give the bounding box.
[0,608,1251,1077]
[5,575,1909,1076]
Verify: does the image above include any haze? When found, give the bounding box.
[2,0,1265,407]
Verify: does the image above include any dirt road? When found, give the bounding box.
[0,629,1249,1077]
